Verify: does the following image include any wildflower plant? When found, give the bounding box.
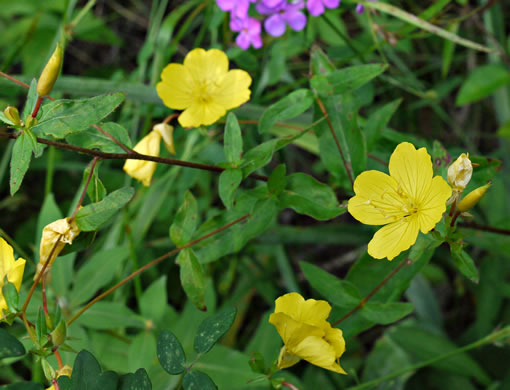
[0,1,509,390]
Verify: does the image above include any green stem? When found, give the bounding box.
[68,0,97,31]
[348,327,510,390]
[125,215,143,309]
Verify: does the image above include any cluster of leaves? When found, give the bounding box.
[1,1,510,390]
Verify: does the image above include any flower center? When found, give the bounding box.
[365,188,419,220]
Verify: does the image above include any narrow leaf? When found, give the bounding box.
[194,307,237,354]
[224,113,243,164]
[10,133,32,195]
[219,168,243,210]
[178,249,207,311]
[361,302,414,325]
[170,191,199,246]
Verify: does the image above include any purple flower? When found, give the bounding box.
[230,17,263,50]
[356,3,364,13]
[216,0,255,19]
[257,0,307,37]
[306,0,341,17]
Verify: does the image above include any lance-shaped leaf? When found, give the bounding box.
[75,187,135,231]
[360,302,414,325]
[178,249,207,311]
[170,191,198,246]
[224,113,243,164]
[32,93,125,139]
[66,122,132,153]
[194,307,237,354]
[450,244,479,284]
[219,168,243,210]
[10,132,32,195]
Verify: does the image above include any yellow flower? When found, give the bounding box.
[35,218,80,280]
[123,124,174,186]
[0,237,26,316]
[447,153,472,193]
[457,183,491,213]
[269,292,346,374]
[348,142,452,260]
[156,48,252,128]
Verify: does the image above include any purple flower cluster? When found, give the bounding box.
[216,0,368,50]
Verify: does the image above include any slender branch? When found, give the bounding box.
[459,222,510,236]
[71,157,99,219]
[315,97,354,187]
[21,236,62,313]
[0,132,268,182]
[52,379,60,390]
[92,124,133,154]
[31,96,43,118]
[67,214,250,326]
[0,71,30,89]
[163,113,179,125]
[450,211,460,227]
[282,382,300,390]
[367,153,388,166]
[54,350,64,370]
[332,258,411,326]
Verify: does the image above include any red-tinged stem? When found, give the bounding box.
[450,211,460,227]
[66,214,250,326]
[55,350,64,370]
[71,157,99,220]
[52,379,60,390]
[282,382,300,390]
[92,124,133,154]
[32,96,43,118]
[163,113,179,125]
[332,258,411,326]
[458,222,510,235]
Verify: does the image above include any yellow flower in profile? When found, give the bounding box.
[457,182,491,213]
[35,218,80,280]
[0,237,26,316]
[269,292,346,374]
[348,142,452,260]
[156,48,252,128]
[123,124,175,186]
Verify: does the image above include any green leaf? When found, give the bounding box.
[364,99,402,151]
[360,302,414,325]
[450,245,479,283]
[300,262,361,308]
[0,384,43,390]
[10,133,32,195]
[170,192,198,247]
[268,164,287,195]
[24,128,44,158]
[258,89,314,134]
[2,282,19,314]
[66,122,133,153]
[32,93,125,139]
[56,377,71,390]
[128,331,157,372]
[120,368,152,390]
[194,307,237,354]
[0,111,15,126]
[183,371,218,390]
[240,139,278,178]
[224,113,242,164]
[219,168,243,210]
[0,328,25,358]
[75,302,145,330]
[140,276,168,324]
[70,246,130,306]
[311,64,388,96]
[75,187,135,231]
[71,350,119,390]
[360,1,492,53]
[456,64,510,105]
[388,325,490,384]
[22,79,38,120]
[36,308,47,348]
[178,249,207,311]
[157,330,186,375]
[280,173,345,220]
[84,162,107,203]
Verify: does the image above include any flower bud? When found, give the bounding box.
[41,358,56,381]
[123,129,162,186]
[457,183,491,213]
[37,44,63,97]
[448,153,472,192]
[25,115,38,129]
[153,123,175,155]
[35,217,81,280]
[50,319,67,347]
[4,106,21,126]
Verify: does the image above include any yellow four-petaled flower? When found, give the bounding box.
[269,292,347,374]
[156,48,252,128]
[348,142,452,260]
[0,237,26,316]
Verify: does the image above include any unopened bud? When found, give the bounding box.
[153,123,175,155]
[4,106,20,126]
[25,115,38,129]
[448,153,472,193]
[37,44,63,97]
[457,183,491,213]
[41,358,56,381]
[50,319,67,347]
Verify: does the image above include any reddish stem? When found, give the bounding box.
[32,96,43,118]
[52,379,60,390]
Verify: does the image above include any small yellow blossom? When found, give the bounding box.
[123,123,174,186]
[156,48,252,128]
[348,142,452,260]
[457,183,491,213]
[269,292,346,374]
[448,153,472,193]
[0,238,26,316]
[35,218,80,280]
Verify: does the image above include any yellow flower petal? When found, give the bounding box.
[389,142,433,205]
[156,64,194,110]
[184,48,228,82]
[269,312,324,348]
[368,215,420,260]
[7,257,26,291]
[292,335,342,373]
[0,238,26,316]
[123,130,162,186]
[274,292,332,328]
[418,176,452,233]
[178,101,227,128]
[324,324,346,359]
[213,69,252,110]
[348,171,407,225]
[276,345,301,369]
